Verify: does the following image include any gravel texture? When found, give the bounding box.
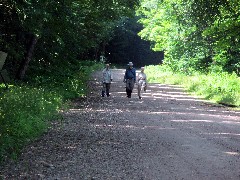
[1,69,240,180]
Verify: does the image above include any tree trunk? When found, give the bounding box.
[16,34,38,80]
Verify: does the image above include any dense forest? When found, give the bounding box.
[0,0,239,164]
[137,0,240,75]
[1,0,240,79]
[0,0,140,81]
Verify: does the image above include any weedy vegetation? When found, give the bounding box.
[0,61,103,164]
[145,65,240,107]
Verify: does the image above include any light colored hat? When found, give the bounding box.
[141,67,145,70]
[128,62,133,66]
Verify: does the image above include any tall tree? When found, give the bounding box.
[137,0,240,74]
[1,0,140,80]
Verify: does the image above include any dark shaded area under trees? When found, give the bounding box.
[0,0,140,81]
[105,17,164,68]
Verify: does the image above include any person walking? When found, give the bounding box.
[102,63,113,97]
[137,67,147,99]
[123,62,136,98]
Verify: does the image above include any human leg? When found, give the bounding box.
[128,79,135,98]
[106,83,111,97]
[138,80,143,98]
[142,81,147,92]
[126,80,132,98]
[102,83,106,97]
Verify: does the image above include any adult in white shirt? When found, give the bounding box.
[137,67,147,99]
[102,63,113,97]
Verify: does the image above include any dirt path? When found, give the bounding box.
[1,69,240,180]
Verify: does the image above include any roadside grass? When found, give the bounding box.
[0,87,62,161]
[0,60,103,164]
[145,65,240,107]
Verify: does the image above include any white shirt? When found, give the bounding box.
[137,72,147,82]
[102,68,113,83]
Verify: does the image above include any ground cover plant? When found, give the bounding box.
[0,61,103,164]
[145,65,240,107]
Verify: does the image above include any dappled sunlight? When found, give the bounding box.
[69,109,85,112]
[115,92,126,94]
[171,120,214,123]
[93,123,177,131]
[151,93,191,98]
[64,145,77,150]
[141,92,152,95]
[95,124,114,128]
[109,81,206,104]
[221,121,240,124]
[158,85,184,91]
[110,81,119,84]
[225,152,240,156]
[97,140,121,145]
[68,104,239,125]
[203,132,240,137]
[146,111,239,121]
[147,111,177,115]
[148,85,162,88]
[173,98,209,102]
[95,81,102,85]
[164,91,190,95]
[170,118,240,125]
[141,126,176,130]
[188,107,218,112]
[184,106,240,116]
[63,69,240,180]
[94,124,138,130]
[111,86,210,104]
[71,70,239,156]
[150,92,208,102]
[197,113,239,121]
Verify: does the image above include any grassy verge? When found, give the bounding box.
[0,60,103,164]
[145,65,240,107]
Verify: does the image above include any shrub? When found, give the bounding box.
[0,60,103,164]
[145,65,240,106]
[0,86,62,162]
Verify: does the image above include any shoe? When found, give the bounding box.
[139,96,142,99]
[101,91,105,97]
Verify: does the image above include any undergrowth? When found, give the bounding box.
[145,65,240,107]
[0,60,103,164]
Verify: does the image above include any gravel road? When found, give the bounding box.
[1,69,240,180]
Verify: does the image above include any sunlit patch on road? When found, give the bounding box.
[225,152,239,156]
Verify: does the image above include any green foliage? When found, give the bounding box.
[145,65,240,106]
[188,72,240,105]
[29,60,103,100]
[137,0,240,75]
[0,86,62,162]
[0,60,103,164]
[0,0,139,79]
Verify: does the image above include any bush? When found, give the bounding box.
[0,86,62,162]
[0,60,103,164]
[145,65,240,106]
[30,60,104,100]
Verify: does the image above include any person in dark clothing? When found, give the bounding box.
[123,62,136,98]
